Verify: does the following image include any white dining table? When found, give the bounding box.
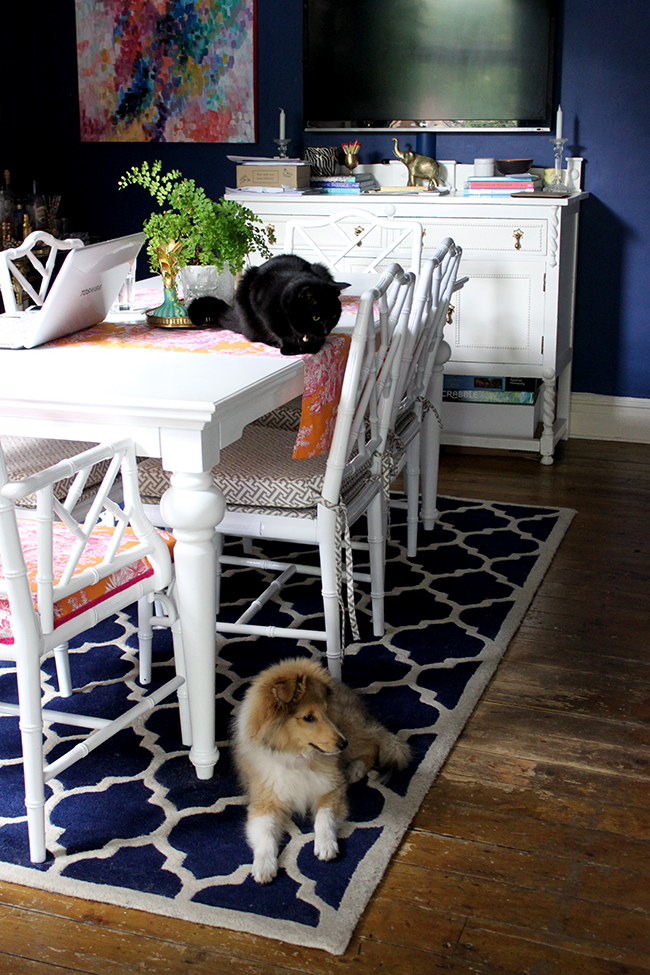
[0,339,305,779]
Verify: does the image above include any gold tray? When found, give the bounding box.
[145,308,194,328]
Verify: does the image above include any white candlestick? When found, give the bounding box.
[279,108,286,141]
[556,105,563,141]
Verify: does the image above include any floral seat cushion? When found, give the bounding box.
[0,521,175,645]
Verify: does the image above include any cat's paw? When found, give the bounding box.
[187,296,230,326]
[281,338,326,356]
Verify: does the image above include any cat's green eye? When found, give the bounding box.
[302,334,309,342]
[312,315,320,322]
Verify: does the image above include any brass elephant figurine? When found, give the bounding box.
[392,138,440,189]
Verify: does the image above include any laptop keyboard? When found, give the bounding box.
[0,312,40,349]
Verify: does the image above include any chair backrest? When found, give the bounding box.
[321,262,416,505]
[0,439,171,646]
[389,238,464,436]
[284,208,423,281]
[0,231,84,312]
[413,237,464,404]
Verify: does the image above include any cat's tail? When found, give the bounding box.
[187,296,237,329]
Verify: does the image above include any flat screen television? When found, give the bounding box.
[304,0,558,133]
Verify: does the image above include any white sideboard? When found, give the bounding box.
[226,173,586,463]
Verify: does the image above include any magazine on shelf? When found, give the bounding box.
[443,374,542,402]
[442,388,539,405]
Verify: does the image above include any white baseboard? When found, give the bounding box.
[569,393,650,444]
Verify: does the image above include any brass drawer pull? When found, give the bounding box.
[446,303,455,325]
[513,229,524,250]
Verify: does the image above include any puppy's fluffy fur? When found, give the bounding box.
[233,657,411,883]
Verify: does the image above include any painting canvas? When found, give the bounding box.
[74,1,256,143]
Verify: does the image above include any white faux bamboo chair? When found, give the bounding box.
[0,436,121,519]
[138,264,416,678]
[0,233,108,519]
[256,231,466,556]
[0,230,84,312]
[384,238,466,554]
[0,438,189,863]
[249,208,424,465]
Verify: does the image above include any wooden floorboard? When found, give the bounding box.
[1,437,649,974]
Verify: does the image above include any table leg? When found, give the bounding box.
[160,471,225,779]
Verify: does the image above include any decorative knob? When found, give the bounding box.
[446,303,455,325]
[354,226,364,237]
[513,229,524,250]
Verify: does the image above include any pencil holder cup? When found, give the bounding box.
[304,146,338,176]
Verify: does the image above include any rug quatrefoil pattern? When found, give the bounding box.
[0,496,574,954]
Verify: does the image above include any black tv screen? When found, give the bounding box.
[304,0,557,132]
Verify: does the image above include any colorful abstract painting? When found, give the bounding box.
[74,1,256,143]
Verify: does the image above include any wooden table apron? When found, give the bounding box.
[0,342,305,779]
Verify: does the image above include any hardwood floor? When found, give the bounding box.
[1,438,649,974]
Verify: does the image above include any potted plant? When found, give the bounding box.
[118,161,275,319]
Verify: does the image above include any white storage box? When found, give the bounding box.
[440,393,544,439]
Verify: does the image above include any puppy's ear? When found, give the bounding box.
[271,674,307,705]
[272,677,297,704]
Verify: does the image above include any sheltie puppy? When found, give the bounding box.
[233,657,411,883]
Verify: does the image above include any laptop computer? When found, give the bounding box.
[0,232,145,349]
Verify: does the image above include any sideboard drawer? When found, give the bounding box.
[263,212,548,261]
[422,217,547,257]
[264,212,416,261]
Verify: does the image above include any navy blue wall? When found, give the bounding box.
[1,1,648,399]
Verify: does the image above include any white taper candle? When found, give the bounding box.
[556,105,563,141]
[279,108,286,141]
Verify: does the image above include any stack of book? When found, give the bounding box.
[310,173,379,193]
[463,174,541,196]
[443,375,541,404]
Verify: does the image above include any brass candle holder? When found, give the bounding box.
[342,140,360,174]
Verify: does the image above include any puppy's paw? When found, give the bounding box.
[252,852,278,884]
[314,833,339,861]
[314,806,340,861]
[346,758,368,784]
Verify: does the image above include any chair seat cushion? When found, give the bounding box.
[391,407,420,453]
[140,427,329,509]
[138,426,373,513]
[0,437,108,509]
[0,522,175,645]
[251,396,302,432]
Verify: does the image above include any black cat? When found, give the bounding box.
[186,254,350,355]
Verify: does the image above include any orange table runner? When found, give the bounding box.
[49,319,351,459]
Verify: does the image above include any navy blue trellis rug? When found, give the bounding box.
[0,496,574,954]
